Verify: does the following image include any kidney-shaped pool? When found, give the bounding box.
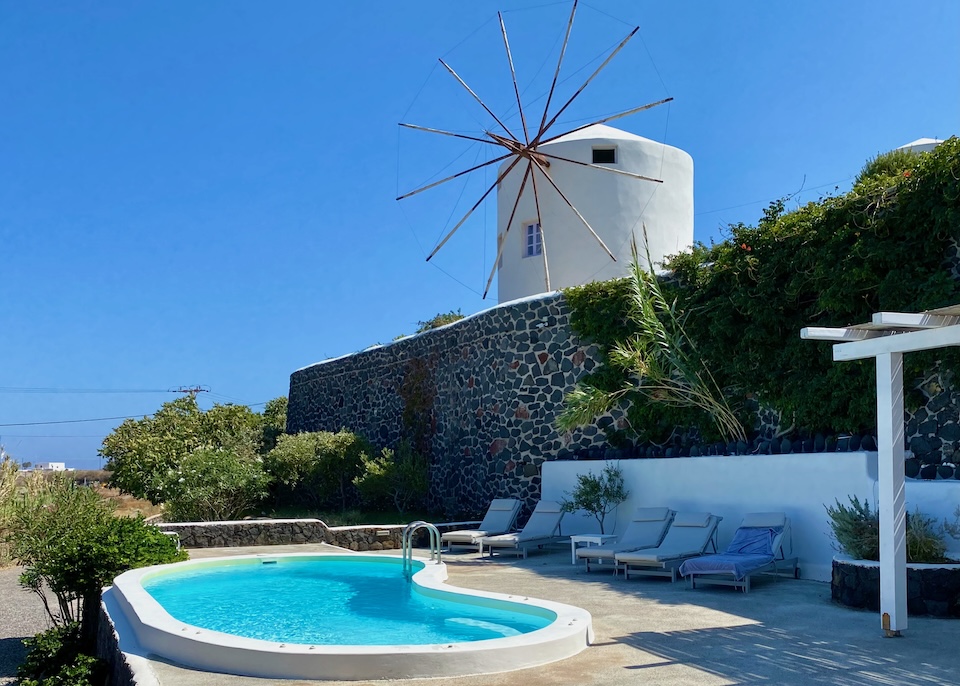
[107,553,592,680]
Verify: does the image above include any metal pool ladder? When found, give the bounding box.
[402,521,442,576]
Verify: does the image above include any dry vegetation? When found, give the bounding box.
[0,466,163,568]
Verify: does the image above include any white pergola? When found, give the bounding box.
[801,305,960,636]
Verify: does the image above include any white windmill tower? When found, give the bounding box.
[397,1,693,302]
[495,124,692,303]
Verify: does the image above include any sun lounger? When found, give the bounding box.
[575,507,674,572]
[479,501,565,559]
[614,512,721,582]
[440,498,522,551]
[678,512,799,592]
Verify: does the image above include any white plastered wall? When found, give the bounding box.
[543,453,960,582]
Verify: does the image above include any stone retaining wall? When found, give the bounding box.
[287,292,620,518]
[158,519,479,551]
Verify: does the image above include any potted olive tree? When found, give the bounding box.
[560,463,629,534]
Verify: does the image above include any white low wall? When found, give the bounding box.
[542,453,960,582]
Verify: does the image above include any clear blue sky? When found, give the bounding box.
[2,1,957,469]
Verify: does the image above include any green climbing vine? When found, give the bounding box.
[565,138,960,439]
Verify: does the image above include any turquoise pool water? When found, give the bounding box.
[142,557,554,645]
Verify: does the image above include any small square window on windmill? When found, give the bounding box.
[592,148,617,164]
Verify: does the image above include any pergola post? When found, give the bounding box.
[875,351,907,636]
[803,308,960,637]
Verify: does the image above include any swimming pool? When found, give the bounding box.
[107,553,593,680]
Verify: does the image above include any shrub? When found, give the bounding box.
[826,495,948,563]
[855,147,920,185]
[416,309,464,333]
[354,440,429,513]
[825,495,880,560]
[264,430,374,511]
[907,510,948,564]
[560,463,629,534]
[7,475,186,649]
[101,396,284,504]
[17,623,106,686]
[161,447,272,522]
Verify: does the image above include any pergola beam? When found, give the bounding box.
[872,311,960,329]
[833,323,960,361]
[800,327,884,342]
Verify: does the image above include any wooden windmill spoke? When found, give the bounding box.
[534,27,639,145]
[396,152,513,201]
[539,97,674,145]
[483,161,533,298]
[528,158,551,291]
[426,155,524,262]
[536,0,578,140]
[535,151,662,183]
[398,122,501,146]
[529,157,616,261]
[439,59,520,143]
[498,12,530,145]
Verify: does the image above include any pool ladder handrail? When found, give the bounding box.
[402,521,442,575]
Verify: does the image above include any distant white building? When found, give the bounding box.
[496,124,694,303]
[37,462,66,472]
[897,137,944,154]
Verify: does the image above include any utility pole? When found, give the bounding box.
[172,385,210,399]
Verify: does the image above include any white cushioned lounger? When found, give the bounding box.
[575,507,674,573]
[440,499,522,551]
[479,501,565,559]
[614,512,722,582]
[679,512,799,592]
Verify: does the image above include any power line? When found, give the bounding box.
[0,434,107,439]
[0,415,142,428]
[0,387,173,394]
[0,394,278,428]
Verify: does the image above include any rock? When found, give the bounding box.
[849,434,862,451]
[910,435,938,460]
[690,444,701,457]
[937,464,955,480]
[860,435,877,451]
[941,423,960,443]
[802,438,814,453]
[782,438,794,454]
[904,457,921,479]
[825,435,837,452]
[814,433,826,452]
[736,440,749,455]
[919,464,938,480]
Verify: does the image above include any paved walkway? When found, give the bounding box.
[150,545,959,686]
[0,566,50,686]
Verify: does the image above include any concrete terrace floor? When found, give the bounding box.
[5,544,960,686]
[155,544,958,685]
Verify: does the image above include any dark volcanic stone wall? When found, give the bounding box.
[287,293,620,517]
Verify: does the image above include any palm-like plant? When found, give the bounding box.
[558,229,746,443]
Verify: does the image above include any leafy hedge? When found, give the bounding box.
[566,138,960,439]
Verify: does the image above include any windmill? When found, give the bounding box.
[396,1,675,300]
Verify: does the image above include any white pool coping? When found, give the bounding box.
[107,553,593,681]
